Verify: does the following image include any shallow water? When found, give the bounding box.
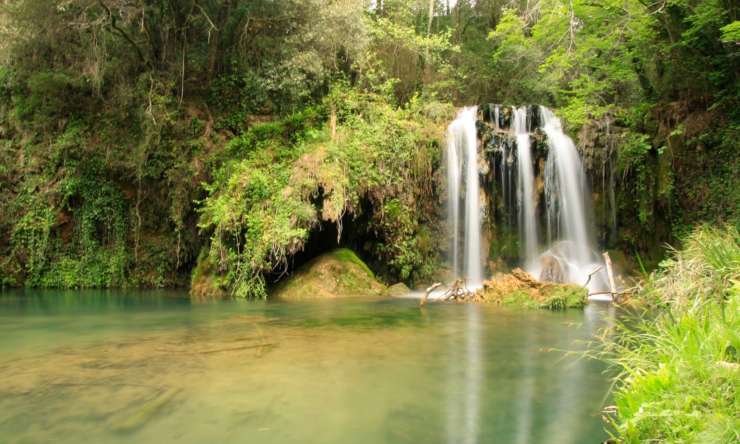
[0,290,615,444]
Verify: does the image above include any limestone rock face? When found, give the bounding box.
[271,249,386,301]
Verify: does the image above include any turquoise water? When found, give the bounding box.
[0,290,615,443]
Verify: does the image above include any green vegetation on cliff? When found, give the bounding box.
[196,88,450,298]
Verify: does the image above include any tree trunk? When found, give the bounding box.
[603,252,618,300]
[427,0,435,35]
[330,105,337,141]
[207,0,232,83]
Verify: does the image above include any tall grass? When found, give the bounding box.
[603,225,740,443]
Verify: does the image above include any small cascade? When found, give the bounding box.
[446,107,483,286]
[513,107,539,269]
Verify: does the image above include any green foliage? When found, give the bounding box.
[539,285,587,310]
[501,290,541,309]
[720,21,740,42]
[8,157,129,288]
[360,14,456,102]
[10,194,55,281]
[500,285,586,310]
[197,86,449,298]
[636,225,740,308]
[603,226,740,443]
[487,10,544,104]
[617,132,655,225]
[15,70,86,127]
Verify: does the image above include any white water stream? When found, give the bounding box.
[513,107,539,269]
[538,107,606,290]
[446,107,482,286]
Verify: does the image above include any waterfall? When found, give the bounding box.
[540,106,604,288]
[446,107,482,286]
[445,104,608,294]
[513,107,539,268]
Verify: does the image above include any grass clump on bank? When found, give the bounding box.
[604,225,739,442]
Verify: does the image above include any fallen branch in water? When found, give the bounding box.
[421,282,442,306]
[444,278,473,301]
[603,252,618,300]
[583,265,603,287]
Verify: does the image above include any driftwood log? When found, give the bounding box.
[587,252,637,303]
[420,279,478,306]
[421,282,442,306]
[443,279,475,301]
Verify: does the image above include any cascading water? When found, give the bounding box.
[513,107,539,269]
[447,124,461,277]
[444,104,610,296]
[479,104,610,294]
[539,106,605,290]
[446,107,483,286]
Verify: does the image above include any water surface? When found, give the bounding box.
[0,290,614,443]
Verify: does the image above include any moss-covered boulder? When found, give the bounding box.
[271,249,386,300]
[387,282,411,297]
[477,268,587,310]
[190,249,229,301]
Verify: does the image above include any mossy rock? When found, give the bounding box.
[387,282,411,297]
[480,269,587,310]
[538,284,587,310]
[498,285,586,310]
[190,249,229,301]
[271,249,386,301]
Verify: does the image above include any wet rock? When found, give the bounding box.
[539,253,565,283]
[190,250,229,301]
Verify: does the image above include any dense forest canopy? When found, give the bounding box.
[0,0,737,296]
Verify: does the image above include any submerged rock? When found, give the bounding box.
[271,249,386,301]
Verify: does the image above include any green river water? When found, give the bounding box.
[0,290,615,443]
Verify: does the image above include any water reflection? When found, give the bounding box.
[443,302,615,444]
[513,320,535,444]
[0,291,615,444]
[446,304,482,444]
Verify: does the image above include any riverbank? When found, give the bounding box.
[602,225,739,442]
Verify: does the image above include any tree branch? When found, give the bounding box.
[98,0,150,68]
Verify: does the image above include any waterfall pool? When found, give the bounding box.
[0,290,615,443]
